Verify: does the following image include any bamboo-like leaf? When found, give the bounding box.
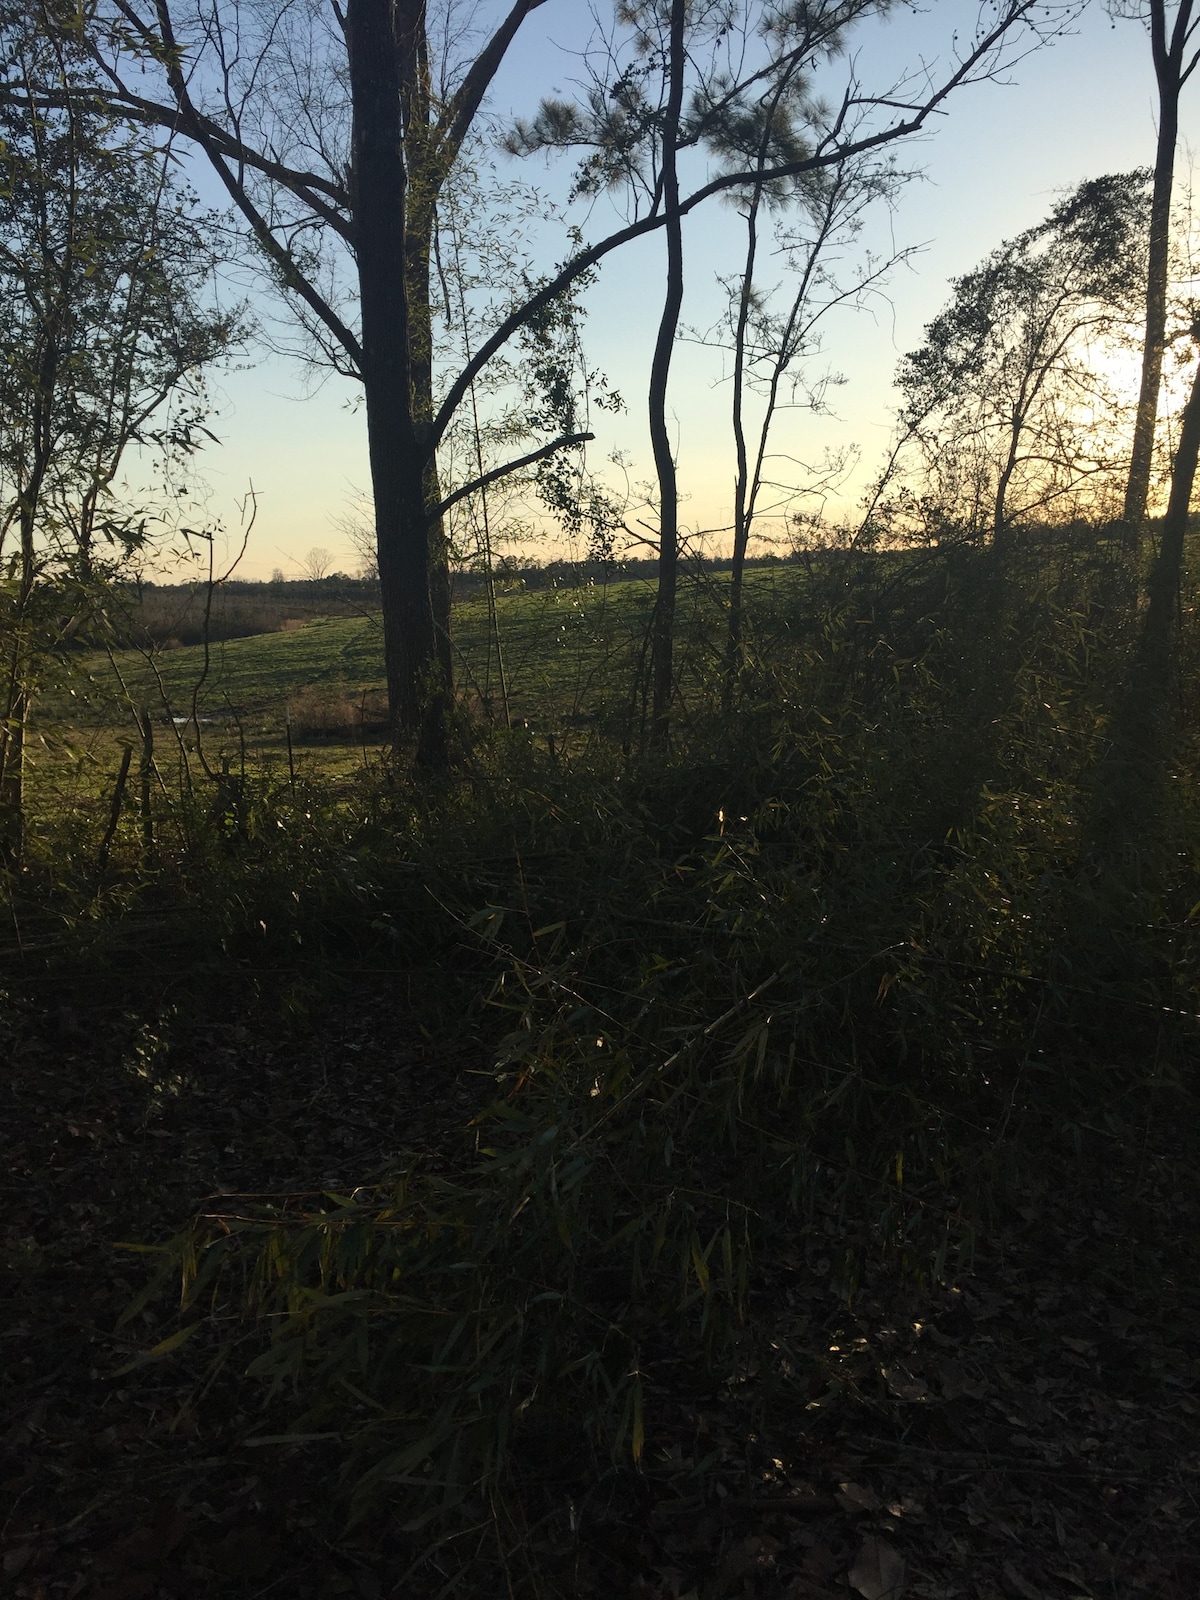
[690,1233,710,1295]
[112,1321,199,1375]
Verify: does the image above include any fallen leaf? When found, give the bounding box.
[886,1497,925,1521]
[837,1481,882,1513]
[1045,1568,1090,1592]
[150,1502,189,1558]
[882,1368,930,1402]
[848,1535,905,1600]
[209,1524,282,1580]
[104,1572,157,1599]
[3,1546,32,1579]
[938,1360,985,1401]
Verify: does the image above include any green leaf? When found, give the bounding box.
[112,1322,199,1375]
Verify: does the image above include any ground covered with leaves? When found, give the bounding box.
[3,980,1198,1600]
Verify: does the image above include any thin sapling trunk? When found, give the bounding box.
[649,0,686,751]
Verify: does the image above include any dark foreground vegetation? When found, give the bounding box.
[3,538,1200,1599]
[3,0,1199,1592]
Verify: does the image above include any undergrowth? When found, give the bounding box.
[6,535,1200,1555]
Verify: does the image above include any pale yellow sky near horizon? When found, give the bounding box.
[138,2,1200,583]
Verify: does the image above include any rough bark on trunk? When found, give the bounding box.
[0,516,38,864]
[724,191,761,711]
[346,0,440,750]
[0,679,27,865]
[1085,335,1200,871]
[994,443,1018,553]
[0,327,58,862]
[648,0,686,751]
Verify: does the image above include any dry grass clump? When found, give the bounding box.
[286,685,388,739]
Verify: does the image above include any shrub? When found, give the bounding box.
[286,685,388,740]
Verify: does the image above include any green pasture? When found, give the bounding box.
[32,565,821,746]
[37,577,658,729]
[23,542,1134,838]
[23,563,838,839]
[22,572,672,821]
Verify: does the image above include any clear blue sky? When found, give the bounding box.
[171,1,1197,580]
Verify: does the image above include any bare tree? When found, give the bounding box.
[505,1,1077,743]
[299,545,335,581]
[718,154,911,702]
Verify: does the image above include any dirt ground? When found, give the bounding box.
[2,985,1198,1600]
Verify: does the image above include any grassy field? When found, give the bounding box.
[39,576,662,729]
[28,567,805,814]
[36,563,838,729]
[23,545,1110,839]
[23,570,677,835]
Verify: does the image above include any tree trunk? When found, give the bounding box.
[724,190,761,711]
[0,679,27,865]
[0,511,38,865]
[399,24,454,753]
[993,407,1023,553]
[648,0,686,751]
[0,327,58,862]
[1140,336,1200,686]
[346,0,442,754]
[993,464,1014,552]
[407,226,455,746]
[1085,336,1200,871]
[1124,0,1189,539]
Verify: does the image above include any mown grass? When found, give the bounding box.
[24,567,762,826]
[34,565,829,735]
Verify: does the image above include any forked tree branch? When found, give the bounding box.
[101,0,350,207]
[120,0,364,366]
[434,431,593,519]
[437,0,549,167]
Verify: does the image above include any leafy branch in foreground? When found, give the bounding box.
[0,1,240,859]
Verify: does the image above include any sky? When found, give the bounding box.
[160,1,1200,582]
